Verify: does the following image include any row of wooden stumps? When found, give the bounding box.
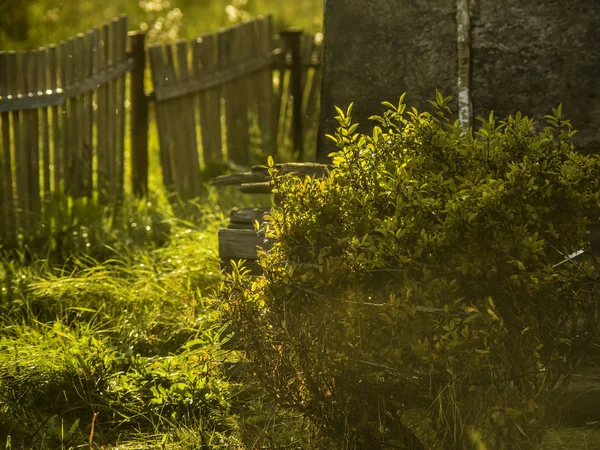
[212,162,330,275]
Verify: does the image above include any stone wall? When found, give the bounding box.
[318,0,600,160]
[318,0,458,160]
[471,0,600,152]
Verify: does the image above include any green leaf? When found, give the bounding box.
[325,134,338,143]
[373,126,382,143]
[346,102,354,118]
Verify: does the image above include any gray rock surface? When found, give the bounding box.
[318,0,458,161]
[318,0,600,160]
[471,0,600,152]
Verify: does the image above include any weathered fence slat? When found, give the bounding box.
[164,43,189,198]
[281,29,304,157]
[83,30,95,197]
[255,16,275,156]
[74,34,85,197]
[48,45,61,194]
[97,24,110,201]
[219,27,236,164]
[194,34,223,164]
[234,22,252,166]
[59,40,70,200]
[176,39,202,197]
[106,23,117,199]
[116,15,128,201]
[0,52,16,240]
[11,52,27,228]
[272,34,286,148]
[65,37,78,198]
[148,45,174,193]
[37,49,50,201]
[129,31,148,197]
[27,50,42,220]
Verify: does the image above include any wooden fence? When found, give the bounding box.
[0,14,323,246]
[149,16,323,200]
[0,15,148,245]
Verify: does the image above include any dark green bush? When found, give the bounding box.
[219,93,600,449]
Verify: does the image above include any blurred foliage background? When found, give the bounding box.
[0,0,323,49]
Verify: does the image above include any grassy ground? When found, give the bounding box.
[0,188,328,449]
[2,189,600,449]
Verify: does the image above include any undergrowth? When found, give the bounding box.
[0,187,311,450]
[1,181,600,449]
[0,190,234,448]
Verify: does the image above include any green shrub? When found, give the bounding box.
[219,94,600,449]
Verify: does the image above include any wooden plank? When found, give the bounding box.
[65,37,78,197]
[21,51,33,221]
[194,34,223,163]
[174,39,192,198]
[233,22,251,166]
[300,32,313,94]
[218,228,272,260]
[0,52,16,241]
[255,16,275,156]
[0,92,64,113]
[83,30,95,197]
[211,170,268,186]
[238,182,271,194]
[163,43,188,199]
[116,15,128,201]
[219,27,239,164]
[97,25,110,201]
[13,52,28,227]
[148,45,174,192]
[59,40,70,200]
[62,59,133,99]
[48,45,61,196]
[0,53,6,240]
[129,31,148,197]
[227,222,257,230]
[280,29,304,157]
[38,48,51,201]
[176,39,202,198]
[0,59,133,113]
[273,31,288,149]
[229,207,270,225]
[74,33,86,197]
[245,22,259,128]
[153,50,273,102]
[210,162,329,186]
[28,51,41,219]
[106,23,117,199]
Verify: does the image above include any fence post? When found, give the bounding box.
[129,31,148,197]
[281,28,304,159]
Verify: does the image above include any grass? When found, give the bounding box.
[3,189,600,450]
[0,192,229,448]
[0,186,332,449]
